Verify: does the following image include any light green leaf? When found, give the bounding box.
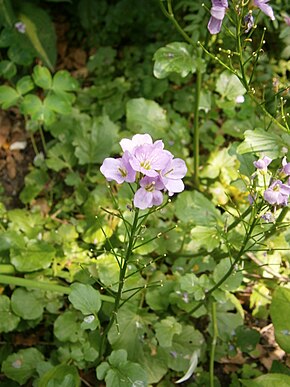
[52,70,78,92]
[270,287,290,353]
[17,3,56,70]
[69,283,101,315]
[237,129,286,159]
[45,91,72,114]
[190,225,220,252]
[20,168,49,203]
[16,75,34,95]
[126,98,169,138]
[241,374,290,387]
[2,348,44,385]
[155,317,182,347]
[32,65,52,89]
[11,288,44,320]
[153,42,196,79]
[0,85,19,108]
[0,295,20,332]
[11,240,55,272]
[216,71,246,101]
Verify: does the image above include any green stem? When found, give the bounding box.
[0,274,114,303]
[39,126,47,154]
[193,64,202,186]
[210,301,218,387]
[0,264,15,274]
[98,209,140,360]
[30,132,39,155]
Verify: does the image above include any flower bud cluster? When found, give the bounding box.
[252,156,290,207]
[100,134,187,210]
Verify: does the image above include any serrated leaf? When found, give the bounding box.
[17,3,56,70]
[216,71,246,101]
[69,283,101,315]
[2,348,44,385]
[153,42,196,79]
[0,85,19,108]
[270,287,290,353]
[32,65,52,89]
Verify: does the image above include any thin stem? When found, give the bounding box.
[210,301,218,387]
[98,208,140,360]
[30,132,39,155]
[39,126,47,154]
[193,63,202,186]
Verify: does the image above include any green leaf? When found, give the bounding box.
[0,85,19,108]
[11,240,55,272]
[213,259,243,291]
[69,283,101,315]
[190,225,220,252]
[32,65,52,89]
[45,91,72,114]
[155,317,182,347]
[237,129,286,159]
[0,60,16,79]
[175,190,222,226]
[2,348,44,385]
[73,115,118,165]
[38,364,81,387]
[240,374,290,387]
[270,287,290,353]
[216,71,246,101]
[0,295,20,332]
[19,168,49,203]
[46,143,76,171]
[97,349,148,387]
[236,326,260,353]
[153,42,196,79]
[11,288,44,320]
[16,75,34,95]
[20,94,43,116]
[17,3,57,70]
[126,98,169,138]
[52,70,78,92]
[54,310,83,343]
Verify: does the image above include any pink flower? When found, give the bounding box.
[207,0,228,35]
[120,133,153,153]
[253,0,275,21]
[281,157,290,176]
[134,176,164,209]
[100,151,136,184]
[253,156,272,171]
[263,180,290,206]
[160,158,187,196]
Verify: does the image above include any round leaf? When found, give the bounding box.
[11,288,44,320]
[33,65,52,89]
[2,348,44,385]
[153,42,196,79]
[270,287,290,353]
[0,295,20,332]
[68,283,101,315]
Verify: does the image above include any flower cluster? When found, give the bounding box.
[253,156,290,207]
[100,134,187,210]
[207,0,275,35]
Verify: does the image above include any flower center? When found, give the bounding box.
[145,182,155,192]
[140,160,151,170]
[118,167,127,177]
